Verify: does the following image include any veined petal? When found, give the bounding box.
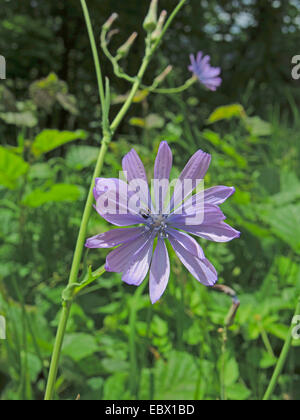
[167,229,204,259]
[149,238,170,304]
[174,221,241,243]
[122,236,154,286]
[122,149,152,209]
[105,231,151,273]
[169,204,226,226]
[94,178,145,226]
[169,235,217,286]
[95,206,144,227]
[173,186,234,217]
[153,141,173,213]
[167,150,211,212]
[204,186,235,205]
[85,227,145,249]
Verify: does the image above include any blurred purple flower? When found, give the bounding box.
[86,142,239,304]
[189,52,222,91]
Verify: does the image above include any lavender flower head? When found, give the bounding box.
[189,52,222,91]
[86,142,240,304]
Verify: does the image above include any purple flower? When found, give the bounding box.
[86,142,240,304]
[189,52,222,91]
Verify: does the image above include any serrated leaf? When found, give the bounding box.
[153,351,198,400]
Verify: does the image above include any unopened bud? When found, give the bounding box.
[151,10,167,41]
[116,32,138,58]
[103,13,118,31]
[154,65,173,85]
[107,29,120,44]
[143,0,158,33]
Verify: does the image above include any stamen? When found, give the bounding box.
[142,212,169,239]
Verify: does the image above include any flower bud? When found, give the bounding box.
[154,65,173,85]
[116,32,138,58]
[151,10,167,41]
[143,0,158,33]
[103,13,118,31]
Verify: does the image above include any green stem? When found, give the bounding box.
[45,0,108,399]
[110,55,151,133]
[151,0,187,54]
[263,297,300,401]
[44,139,110,401]
[143,77,197,94]
[129,281,148,398]
[44,302,71,400]
[80,0,106,111]
[45,0,188,401]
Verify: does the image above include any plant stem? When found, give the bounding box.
[45,0,108,399]
[45,0,188,400]
[263,297,300,400]
[129,280,148,398]
[44,139,110,401]
[80,0,106,111]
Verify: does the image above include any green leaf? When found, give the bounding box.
[261,204,300,253]
[227,383,251,400]
[223,357,240,386]
[62,333,99,362]
[145,114,165,129]
[31,129,87,157]
[0,111,38,127]
[207,104,245,124]
[153,351,198,400]
[0,146,29,189]
[22,183,81,207]
[245,116,272,136]
[66,146,98,170]
[129,117,145,128]
[265,323,289,341]
[103,372,131,400]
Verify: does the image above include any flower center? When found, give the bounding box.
[141,211,169,239]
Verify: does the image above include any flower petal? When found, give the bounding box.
[105,231,151,273]
[172,220,241,243]
[204,186,235,205]
[168,150,211,212]
[122,149,152,209]
[122,236,154,286]
[169,204,226,227]
[85,227,145,249]
[149,238,170,304]
[94,178,145,226]
[169,235,217,286]
[153,141,173,213]
[173,186,234,216]
[167,229,204,259]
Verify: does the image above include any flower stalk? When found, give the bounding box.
[45,0,188,401]
[263,296,300,400]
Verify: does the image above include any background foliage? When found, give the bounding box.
[0,0,300,400]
